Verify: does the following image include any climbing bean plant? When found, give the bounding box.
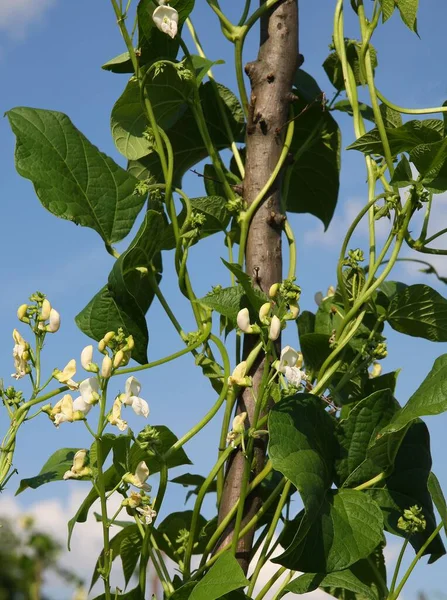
[2,1,447,599]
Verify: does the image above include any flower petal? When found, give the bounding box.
[131,397,149,418]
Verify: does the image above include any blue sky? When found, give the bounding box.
[1,1,447,598]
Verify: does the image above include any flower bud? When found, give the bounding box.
[81,345,94,371]
[103,331,115,345]
[288,303,300,319]
[269,283,280,299]
[113,350,125,369]
[46,309,60,333]
[40,299,52,321]
[232,412,247,434]
[258,302,271,324]
[17,304,29,323]
[237,308,252,333]
[101,355,113,379]
[125,335,135,350]
[268,315,281,341]
[98,339,106,353]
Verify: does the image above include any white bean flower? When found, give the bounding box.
[120,376,149,418]
[136,505,157,525]
[123,461,152,492]
[277,346,304,387]
[153,2,178,39]
[72,378,100,414]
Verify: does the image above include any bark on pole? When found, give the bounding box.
[217,0,299,573]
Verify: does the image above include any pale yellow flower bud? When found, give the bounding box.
[98,339,106,353]
[103,331,115,344]
[269,315,281,341]
[113,350,125,368]
[232,412,247,434]
[17,304,29,322]
[81,345,94,371]
[269,283,280,298]
[40,299,52,321]
[288,304,300,319]
[237,308,252,333]
[259,302,271,324]
[101,355,113,378]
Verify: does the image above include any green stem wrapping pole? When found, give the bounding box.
[95,381,112,600]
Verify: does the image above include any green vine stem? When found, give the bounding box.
[376,88,447,115]
[390,522,444,600]
[247,480,292,596]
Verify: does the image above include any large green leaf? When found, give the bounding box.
[16,448,80,495]
[91,524,141,590]
[269,394,383,572]
[221,260,269,313]
[385,354,447,433]
[76,210,165,364]
[275,489,384,573]
[369,421,445,560]
[282,569,377,600]
[387,284,447,341]
[7,108,144,245]
[128,81,245,187]
[285,94,340,229]
[347,120,443,156]
[111,66,192,160]
[335,390,399,488]
[188,553,248,600]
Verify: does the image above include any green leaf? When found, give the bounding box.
[428,472,447,534]
[335,390,399,488]
[120,534,142,586]
[294,69,322,103]
[77,210,165,364]
[332,99,376,123]
[188,552,249,600]
[369,421,445,560]
[111,66,193,160]
[102,51,132,74]
[396,0,419,33]
[91,524,141,590]
[7,107,144,245]
[410,139,447,193]
[130,425,192,474]
[154,511,209,562]
[323,41,378,91]
[379,0,396,22]
[91,588,141,600]
[269,394,383,572]
[129,81,244,187]
[387,284,447,342]
[379,103,402,129]
[386,354,447,433]
[299,333,332,372]
[275,489,384,573]
[68,464,120,550]
[15,448,80,495]
[365,370,400,396]
[192,56,225,86]
[198,286,246,322]
[390,155,413,187]
[221,260,269,312]
[297,310,316,337]
[285,94,340,229]
[282,569,377,600]
[347,120,443,156]
[170,473,217,503]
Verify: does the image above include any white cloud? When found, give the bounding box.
[0,0,56,39]
[304,198,391,248]
[0,489,133,598]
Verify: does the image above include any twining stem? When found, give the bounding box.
[390,522,444,600]
[389,536,410,595]
[96,381,112,600]
[247,480,292,596]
